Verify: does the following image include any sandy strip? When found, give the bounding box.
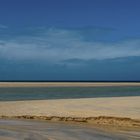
[0,96,140,127]
[0,82,140,87]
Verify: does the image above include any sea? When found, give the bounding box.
[0,86,140,101]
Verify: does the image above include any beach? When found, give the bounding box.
[0,96,140,128]
[0,82,140,127]
[0,82,140,139]
[0,96,140,140]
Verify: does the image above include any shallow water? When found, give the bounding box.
[0,86,140,101]
[0,119,140,140]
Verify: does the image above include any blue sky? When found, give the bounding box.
[0,0,140,81]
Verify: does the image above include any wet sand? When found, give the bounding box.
[0,119,140,140]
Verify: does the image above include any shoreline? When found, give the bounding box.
[1,115,140,129]
[1,82,140,87]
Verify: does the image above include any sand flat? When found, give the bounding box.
[0,96,140,119]
[0,82,140,87]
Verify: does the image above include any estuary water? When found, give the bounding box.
[0,86,140,101]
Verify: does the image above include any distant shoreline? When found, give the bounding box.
[1,82,140,87]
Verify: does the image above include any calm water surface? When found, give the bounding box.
[0,86,140,101]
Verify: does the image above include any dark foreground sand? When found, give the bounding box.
[0,119,140,140]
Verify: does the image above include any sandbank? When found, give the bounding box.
[0,82,140,87]
[0,96,140,128]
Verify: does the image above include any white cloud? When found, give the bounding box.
[0,28,140,62]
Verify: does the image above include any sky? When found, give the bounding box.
[0,0,140,81]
